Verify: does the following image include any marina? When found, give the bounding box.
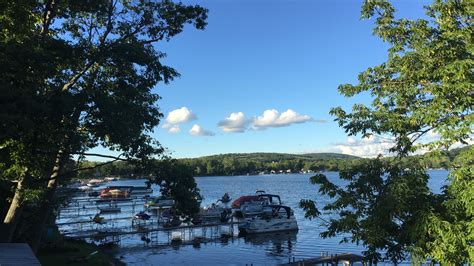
[52,170,448,264]
[55,176,301,254]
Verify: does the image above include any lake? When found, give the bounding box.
[58,170,448,265]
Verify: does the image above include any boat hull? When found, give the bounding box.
[239,217,298,234]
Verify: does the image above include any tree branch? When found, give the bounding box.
[58,159,121,179]
[73,152,129,161]
[41,0,56,36]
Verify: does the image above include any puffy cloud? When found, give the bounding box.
[218,112,249,133]
[332,132,473,158]
[333,135,395,157]
[165,107,196,124]
[252,109,314,129]
[167,125,181,134]
[189,124,215,136]
[162,107,196,133]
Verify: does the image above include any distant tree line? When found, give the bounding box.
[75,147,469,178]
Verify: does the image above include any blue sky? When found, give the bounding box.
[100,0,431,159]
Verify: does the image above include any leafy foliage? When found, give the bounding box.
[151,159,201,219]
[0,0,208,246]
[302,0,473,263]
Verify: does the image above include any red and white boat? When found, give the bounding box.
[232,191,282,218]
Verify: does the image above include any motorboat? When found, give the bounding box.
[199,201,232,222]
[145,196,175,209]
[107,185,152,194]
[134,211,151,220]
[220,193,231,203]
[87,179,104,187]
[100,188,130,198]
[238,205,298,234]
[163,216,182,227]
[232,192,282,218]
[78,185,92,191]
[91,214,105,224]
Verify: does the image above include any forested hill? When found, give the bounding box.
[183,152,359,162]
[76,146,471,178]
[178,152,360,176]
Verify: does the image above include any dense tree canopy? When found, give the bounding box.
[302,0,473,263]
[0,0,207,251]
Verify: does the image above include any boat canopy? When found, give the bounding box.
[258,194,281,204]
[268,205,292,219]
[231,195,261,208]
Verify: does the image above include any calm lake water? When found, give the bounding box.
[112,170,448,265]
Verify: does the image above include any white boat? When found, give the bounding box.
[238,205,298,234]
[232,193,282,218]
[78,185,91,191]
[87,179,104,187]
[199,201,232,222]
[145,196,175,209]
[238,201,273,217]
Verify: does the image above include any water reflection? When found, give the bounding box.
[243,231,297,256]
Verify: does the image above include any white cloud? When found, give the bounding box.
[218,112,249,133]
[189,124,215,136]
[165,107,196,124]
[252,109,314,129]
[332,135,395,157]
[162,107,196,133]
[330,132,473,158]
[167,125,181,134]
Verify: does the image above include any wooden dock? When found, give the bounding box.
[280,253,364,266]
[0,243,41,266]
[64,220,244,239]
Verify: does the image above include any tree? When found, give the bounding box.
[0,0,207,250]
[152,159,201,219]
[301,0,472,263]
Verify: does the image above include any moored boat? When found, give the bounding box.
[232,192,282,218]
[220,193,231,203]
[91,213,105,224]
[107,185,152,194]
[87,179,104,187]
[238,205,298,234]
[134,211,151,220]
[100,188,130,198]
[78,185,92,191]
[145,196,175,209]
[199,201,232,222]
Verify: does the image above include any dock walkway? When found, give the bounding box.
[0,243,41,266]
[65,221,244,239]
[280,253,364,266]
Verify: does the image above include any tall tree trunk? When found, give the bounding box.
[29,147,67,253]
[1,170,29,242]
